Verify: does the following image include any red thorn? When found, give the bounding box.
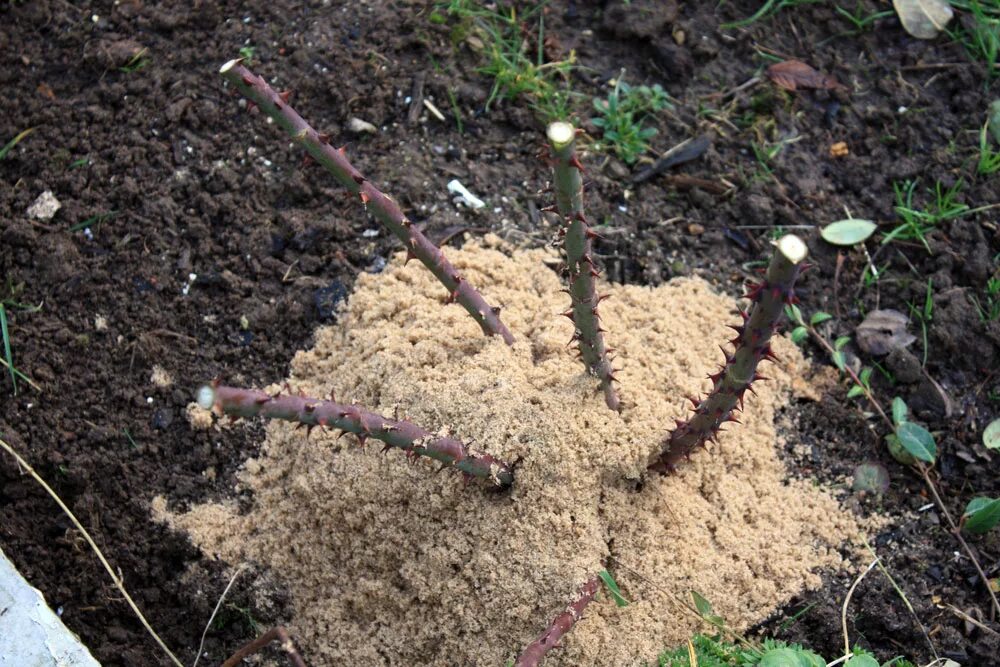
[246,101,257,113]
[241,75,254,86]
[317,132,331,144]
[352,174,365,185]
[569,155,585,172]
[279,90,292,103]
[359,191,370,205]
[404,250,416,265]
[752,373,769,383]
[561,309,575,320]
[585,229,606,241]
[337,146,347,155]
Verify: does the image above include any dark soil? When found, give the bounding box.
[1,1,998,665]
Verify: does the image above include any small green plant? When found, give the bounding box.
[971,274,1000,321]
[948,0,1000,77]
[977,121,1000,173]
[656,593,914,667]
[906,278,934,367]
[720,0,823,29]
[834,3,894,33]
[439,0,576,122]
[884,179,969,252]
[591,76,671,163]
[119,47,150,74]
[238,45,256,63]
[0,127,34,160]
[786,306,874,400]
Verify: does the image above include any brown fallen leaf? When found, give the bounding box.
[856,309,916,356]
[767,60,842,92]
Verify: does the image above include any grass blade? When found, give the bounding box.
[0,128,35,160]
[0,304,16,394]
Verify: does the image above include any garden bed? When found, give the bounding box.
[1,1,998,665]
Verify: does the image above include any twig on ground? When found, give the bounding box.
[864,539,939,660]
[0,437,184,667]
[841,558,879,657]
[193,564,247,667]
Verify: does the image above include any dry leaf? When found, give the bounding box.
[892,0,953,39]
[856,309,916,356]
[767,60,841,92]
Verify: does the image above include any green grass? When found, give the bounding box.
[591,76,671,163]
[948,0,1000,77]
[972,274,1000,320]
[0,128,34,160]
[906,279,934,367]
[436,0,577,122]
[720,0,823,29]
[118,47,150,74]
[884,179,969,252]
[978,122,1000,173]
[0,304,15,394]
[834,3,894,33]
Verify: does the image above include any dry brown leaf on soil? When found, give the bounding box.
[766,60,842,92]
[892,0,954,40]
[856,309,917,356]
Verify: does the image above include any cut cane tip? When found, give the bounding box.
[196,385,217,410]
[546,122,575,148]
[220,58,244,74]
[775,234,808,265]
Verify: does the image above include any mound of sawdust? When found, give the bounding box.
[157,236,867,666]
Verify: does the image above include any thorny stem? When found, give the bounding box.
[219,59,514,345]
[805,319,1000,621]
[650,235,808,472]
[546,122,620,411]
[221,626,306,667]
[199,384,514,488]
[513,576,600,667]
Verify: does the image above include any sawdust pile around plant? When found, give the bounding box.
[156,236,869,666]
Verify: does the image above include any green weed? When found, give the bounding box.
[438,0,577,122]
[884,179,968,252]
[591,76,671,163]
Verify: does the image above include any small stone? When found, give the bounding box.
[687,223,705,235]
[94,315,108,331]
[150,365,173,388]
[347,117,377,134]
[27,191,61,221]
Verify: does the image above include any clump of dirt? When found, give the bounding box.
[157,238,869,666]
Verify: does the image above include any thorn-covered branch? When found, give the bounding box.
[650,234,808,473]
[513,576,600,667]
[546,122,620,411]
[199,383,514,487]
[219,59,514,345]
